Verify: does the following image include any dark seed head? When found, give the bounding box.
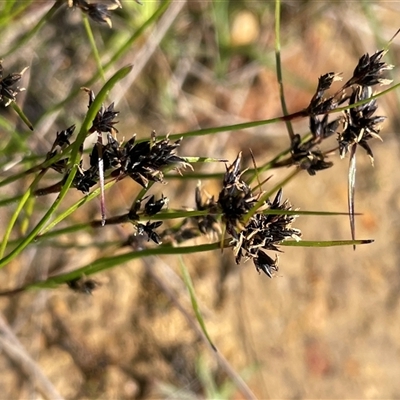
[66,277,100,295]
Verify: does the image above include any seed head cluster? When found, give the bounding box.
[339,85,385,162]
[218,153,257,234]
[85,88,119,134]
[121,196,167,250]
[41,89,189,196]
[218,153,301,277]
[289,48,392,174]
[117,133,189,188]
[68,0,122,28]
[0,60,27,106]
[344,49,393,88]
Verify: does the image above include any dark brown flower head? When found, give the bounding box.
[72,134,122,193]
[45,125,76,173]
[309,115,340,141]
[89,133,121,171]
[52,124,76,151]
[136,221,163,245]
[254,251,278,279]
[218,152,257,235]
[345,50,393,88]
[233,188,301,278]
[144,194,168,216]
[119,133,190,187]
[84,89,119,134]
[73,162,98,193]
[69,0,121,28]
[308,72,342,115]
[338,86,385,162]
[291,133,333,176]
[66,277,100,295]
[0,61,28,106]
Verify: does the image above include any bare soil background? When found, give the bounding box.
[1,1,400,399]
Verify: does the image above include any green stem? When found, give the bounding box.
[274,0,294,140]
[38,179,117,236]
[10,101,33,131]
[29,242,223,289]
[0,170,45,258]
[82,14,106,82]
[281,239,374,247]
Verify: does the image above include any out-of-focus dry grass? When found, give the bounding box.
[1,1,400,399]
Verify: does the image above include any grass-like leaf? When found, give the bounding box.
[274,0,294,140]
[281,239,374,247]
[0,169,45,258]
[10,102,33,131]
[82,14,106,83]
[179,257,217,351]
[0,242,222,294]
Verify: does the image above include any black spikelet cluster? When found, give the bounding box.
[288,49,393,175]
[338,85,385,163]
[218,154,301,278]
[0,60,27,106]
[85,88,120,134]
[68,0,122,28]
[39,89,189,197]
[118,133,189,188]
[119,194,168,249]
[344,49,393,88]
[218,152,257,235]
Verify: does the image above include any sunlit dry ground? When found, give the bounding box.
[1,1,400,399]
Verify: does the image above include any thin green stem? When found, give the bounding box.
[180,256,216,351]
[10,102,34,131]
[29,242,224,289]
[0,170,45,258]
[166,111,306,142]
[82,14,106,82]
[38,179,117,236]
[167,83,400,142]
[0,237,374,295]
[281,239,374,247]
[274,0,294,140]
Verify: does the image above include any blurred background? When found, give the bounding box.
[1,1,400,398]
